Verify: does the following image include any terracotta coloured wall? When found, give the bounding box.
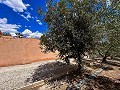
[0,36,58,67]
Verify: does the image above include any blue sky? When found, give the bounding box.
[0,0,50,38]
[0,0,110,38]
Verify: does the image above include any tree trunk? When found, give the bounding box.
[102,45,112,63]
[77,54,82,70]
[65,57,70,65]
[102,56,107,63]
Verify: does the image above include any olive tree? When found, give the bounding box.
[39,0,96,69]
[92,0,120,63]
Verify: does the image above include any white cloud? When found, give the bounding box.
[18,12,32,21]
[10,33,17,36]
[0,0,29,12]
[35,17,42,25]
[36,19,42,25]
[26,13,31,19]
[0,0,32,21]
[30,31,43,39]
[0,18,20,33]
[0,18,7,24]
[22,29,43,39]
[30,8,33,10]
[32,17,34,19]
[22,29,32,36]
[25,4,30,7]
[20,14,29,21]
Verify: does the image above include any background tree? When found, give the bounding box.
[0,30,2,37]
[39,0,97,69]
[2,32,11,36]
[92,0,120,63]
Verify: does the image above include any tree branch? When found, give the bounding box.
[104,44,113,57]
[96,48,104,57]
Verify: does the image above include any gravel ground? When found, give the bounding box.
[0,60,55,90]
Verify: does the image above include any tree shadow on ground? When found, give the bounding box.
[25,61,78,83]
[85,76,120,90]
[106,61,120,67]
[46,67,91,90]
[49,68,91,83]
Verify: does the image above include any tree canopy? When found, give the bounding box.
[92,0,120,62]
[39,0,97,69]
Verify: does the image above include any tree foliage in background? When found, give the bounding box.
[39,0,97,69]
[92,0,120,62]
[0,30,2,37]
[2,32,11,36]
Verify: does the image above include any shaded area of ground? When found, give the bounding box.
[26,61,78,83]
[36,59,120,90]
[106,60,120,67]
[82,59,120,90]
[27,61,92,90]
[84,76,120,90]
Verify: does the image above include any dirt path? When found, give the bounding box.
[99,66,120,81]
[0,60,77,90]
[0,60,55,90]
